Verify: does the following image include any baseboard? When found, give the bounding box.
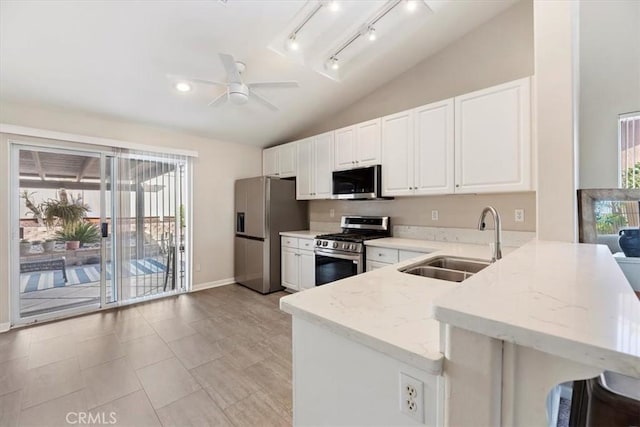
[0,322,10,333]
[192,277,235,292]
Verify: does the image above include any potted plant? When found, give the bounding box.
[20,239,31,256]
[42,239,56,253]
[43,189,90,249]
[55,222,101,249]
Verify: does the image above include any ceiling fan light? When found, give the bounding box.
[286,35,299,52]
[229,91,248,105]
[406,0,418,12]
[175,82,192,92]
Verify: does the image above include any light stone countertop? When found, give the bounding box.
[279,230,322,239]
[432,240,640,378]
[280,238,640,378]
[280,240,498,374]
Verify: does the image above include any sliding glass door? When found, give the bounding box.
[11,143,189,324]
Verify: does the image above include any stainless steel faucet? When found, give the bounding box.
[478,206,502,263]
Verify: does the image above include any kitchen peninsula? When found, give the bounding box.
[280,239,640,426]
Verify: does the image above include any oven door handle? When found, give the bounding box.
[315,250,360,263]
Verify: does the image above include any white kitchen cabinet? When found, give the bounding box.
[281,237,315,291]
[262,142,297,178]
[333,118,381,170]
[454,77,531,193]
[414,99,455,195]
[263,147,278,177]
[282,246,299,290]
[296,132,333,200]
[382,100,454,197]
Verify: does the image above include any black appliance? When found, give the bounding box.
[314,215,390,286]
[332,165,382,200]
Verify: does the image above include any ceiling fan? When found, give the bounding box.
[177,53,300,111]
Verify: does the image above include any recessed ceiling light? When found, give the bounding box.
[328,1,340,12]
[406,0,418,12]
[329,57,339,70]
[286,35,299,51]
[367,27,377,41]
[175,82,192,92]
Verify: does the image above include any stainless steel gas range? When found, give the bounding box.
[314,215,390,286]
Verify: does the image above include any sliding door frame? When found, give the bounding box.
[8,137,192,326]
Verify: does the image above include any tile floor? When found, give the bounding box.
[0,284,293,427]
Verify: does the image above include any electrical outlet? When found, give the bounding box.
[329,209,335,218]
[431,210,439,221]
[515,209,525,223]
[400,373,424,423]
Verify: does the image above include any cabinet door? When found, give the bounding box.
[454,78,531,193]
[381,110,414,197]
[334,125,356,170]
[414,99,454,195]
[282,247,299,290]
[314,132,334,199]
[263,147,279,176]
[298,250,316,290]
[296,138,314,200]
[279,142,297,178]
[356,118,381,166]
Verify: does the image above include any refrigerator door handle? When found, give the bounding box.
[236,212,245,233]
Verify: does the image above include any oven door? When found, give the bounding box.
[315,249,363,286]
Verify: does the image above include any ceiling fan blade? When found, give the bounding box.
[190,78,227,87]
[167,74,226,87]
[219,53,241,83]
[208,91,228,107]
[250,90,278,111]
[247,81,300,89]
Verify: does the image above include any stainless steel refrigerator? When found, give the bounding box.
[234,177,308,294]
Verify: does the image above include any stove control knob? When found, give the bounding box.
[322,241,328,247]
[332,242,338,249]
[316,240,321,246]
[342,243,348,250]
[351,244,356,250]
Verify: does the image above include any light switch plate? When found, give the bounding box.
[431,210,439,221]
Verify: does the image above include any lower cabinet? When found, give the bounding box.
[366,246,431,271]
[281,237,315,291]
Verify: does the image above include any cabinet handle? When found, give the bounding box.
[456,184,460,187]
[378,253,383,257]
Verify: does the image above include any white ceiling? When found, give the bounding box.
[0,0,517,147]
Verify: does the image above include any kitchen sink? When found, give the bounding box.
[400,256,491,283]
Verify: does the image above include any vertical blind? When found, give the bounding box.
[111,149,190,302]
[620,112,640,189]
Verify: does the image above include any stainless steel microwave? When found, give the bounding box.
[332,165,382,200]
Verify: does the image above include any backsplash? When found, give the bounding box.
[309,192,536,232]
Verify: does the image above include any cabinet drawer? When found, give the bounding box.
[399,250,429,262]
[299,238,315,251]
[367,260,390,272]
[281,237,298,249]
[366,247,399,263]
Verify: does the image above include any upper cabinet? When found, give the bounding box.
[333,118,381,170]
[265,76,532,198]
[297,132,334,200]
[454,78,531,193]
[382,99,454,197]
[262,142,297,178]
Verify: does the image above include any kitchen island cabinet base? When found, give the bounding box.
[292,317,443,426]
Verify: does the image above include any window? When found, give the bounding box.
[619,112,640,188]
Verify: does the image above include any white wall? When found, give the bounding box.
[579,0,640,189]
[0,101,262,325]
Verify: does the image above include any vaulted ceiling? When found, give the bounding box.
[0,0,517,147]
